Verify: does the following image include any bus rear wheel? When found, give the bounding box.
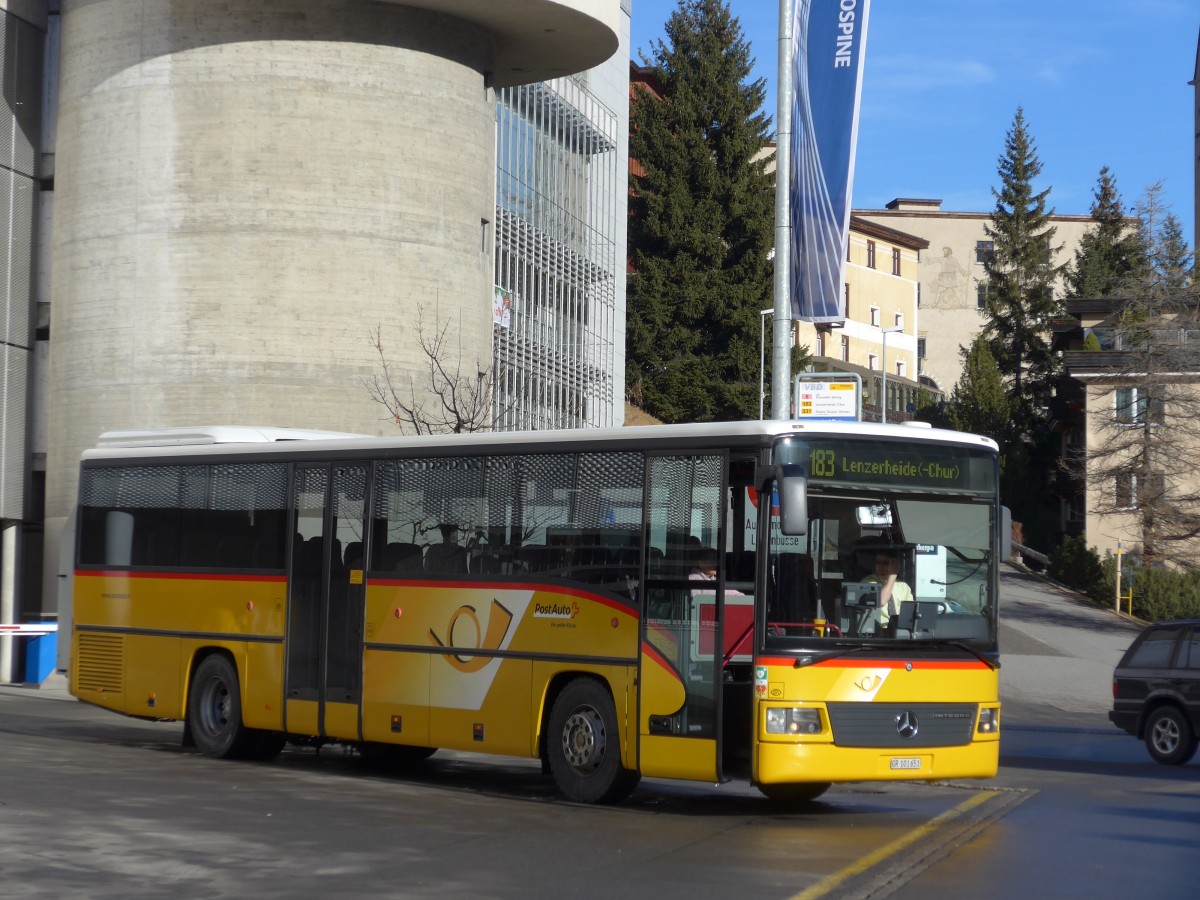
[187,654,261,759]
[547,678,640,804]
[757,782,831,805]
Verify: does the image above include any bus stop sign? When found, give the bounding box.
[793,374,860,422]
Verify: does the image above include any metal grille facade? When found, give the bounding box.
[0,9,42,522]
[494,75,620,431]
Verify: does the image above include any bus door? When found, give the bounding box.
[638,453,725,782]
[284,464,369,741]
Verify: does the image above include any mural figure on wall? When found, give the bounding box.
[924,246,972,309]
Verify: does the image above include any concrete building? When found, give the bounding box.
[794,217,929,422]
[0,0,624,678]
[1053,300,1200,563]
[855,199,1092,397]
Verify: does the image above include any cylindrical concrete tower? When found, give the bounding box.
[46,0,618,535]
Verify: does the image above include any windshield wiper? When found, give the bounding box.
[927,638,999,669]
[792,645,881,668]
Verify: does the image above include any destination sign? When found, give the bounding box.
[786,439,996,492]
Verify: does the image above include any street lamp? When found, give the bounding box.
[880,326,903,424]
[759,308,773,419]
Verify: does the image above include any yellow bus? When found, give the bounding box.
[69,420,1004,804]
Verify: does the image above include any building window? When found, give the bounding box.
[867,240,876,269]
[894,312,903,329]
[869,306,879,327]
[1116,472,1166,508]
[815,331,825,356]
[868,353,878,370]
[1114,473,1134,509]
[976,283,988,309]
[975,240,994,264]
[897,360,905,377]
[841,336,849,361]
[1115,387,1165,426]
[916,283,921,308]
[892,247,901,276]
[844,283,850,309]
[917,337,926,360]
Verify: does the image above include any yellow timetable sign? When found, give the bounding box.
[794,380,857,421]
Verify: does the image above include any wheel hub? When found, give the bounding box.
[1151,717,1180,753]
[562,707,605,775]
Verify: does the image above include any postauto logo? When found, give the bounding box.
[428,599,514,673]
[532,600,580,620]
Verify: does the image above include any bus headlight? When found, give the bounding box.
[765,707,822,735]
[977,707,999,734]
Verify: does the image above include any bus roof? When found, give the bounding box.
[81,420,998,462]
[94,426,372,447]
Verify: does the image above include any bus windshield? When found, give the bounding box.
[762,436,999,650]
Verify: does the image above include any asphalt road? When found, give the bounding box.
[2,563,1193,900]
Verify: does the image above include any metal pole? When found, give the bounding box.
[1115,543,1122,612]
[759,308,773,419]
[771,0,794,420]
[880,326,901,424]
[1,523,15,682]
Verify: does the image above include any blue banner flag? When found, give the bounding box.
[789,0,871,322]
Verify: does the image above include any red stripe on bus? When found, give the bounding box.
[755,656,990,670]
[368,577,638,617]
[73,570,637,616]
[642,641,674,673]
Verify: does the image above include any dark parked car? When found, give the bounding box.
[1109,620,1200,765]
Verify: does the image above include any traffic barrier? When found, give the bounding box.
[0,623,60,684]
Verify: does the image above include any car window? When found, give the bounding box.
[1184,629,1200,670]
[1125,626,1181,668]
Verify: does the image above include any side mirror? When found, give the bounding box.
[758,464,809,536]
[1000,506,1012,562]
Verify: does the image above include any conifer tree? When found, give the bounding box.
[947,336,1012,446]
[1067,166,1144,299]
[626,0,774,422]
[979,108,1063,434]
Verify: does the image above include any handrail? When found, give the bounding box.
[723,620,844,667]
[1012,542,1049,566]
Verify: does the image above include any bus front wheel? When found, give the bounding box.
[757,782,831,805]
[188,653,260,759]
[547,678,640,804]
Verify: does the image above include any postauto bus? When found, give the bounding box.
[68,420,1004,803]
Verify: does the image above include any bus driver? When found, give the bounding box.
[867,549,913,629]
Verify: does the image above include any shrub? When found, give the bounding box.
[1038,537,1200,620]
[1048,535,1109,602]
[1131,567,1200,622]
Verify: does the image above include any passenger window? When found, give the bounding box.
[1126,627,1181,668]
[1183,631,1200,670]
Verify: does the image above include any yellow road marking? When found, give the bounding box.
[790,790,998,899]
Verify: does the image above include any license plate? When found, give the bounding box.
[890,757,922,770]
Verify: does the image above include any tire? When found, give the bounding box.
[547,678,640,804]
[1143,706,1198,766]
[247,731,287,761]
[187,654,257,759]
[758,782,831,805]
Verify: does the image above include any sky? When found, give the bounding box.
[630,0,1199,246]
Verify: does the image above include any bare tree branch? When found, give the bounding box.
[364,311,500,434]
[1076,184,1200,567]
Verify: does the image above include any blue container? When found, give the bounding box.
[24,632,58,684]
